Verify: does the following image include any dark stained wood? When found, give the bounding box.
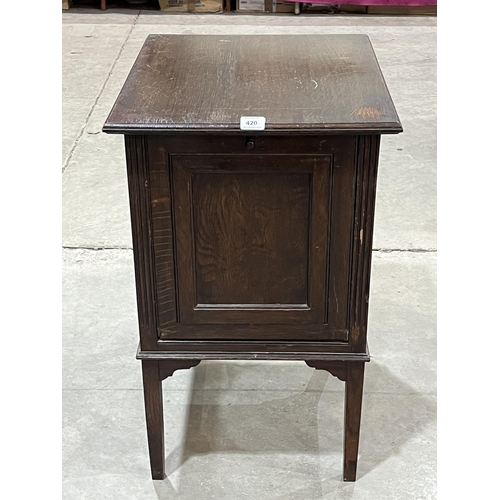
[148,134,366,155]
[304,360,347,381]
[349,135,381,352]
[105,34,402,483]
[142,340,367,358]
[159,324,345,341]
[343,362,365,481]
[171,154,330,331]
[141,360,165,480]
[148,135,357,342]
[138,348,369,362]
[191,171,309,306]
[124,136,158,351]
[103,35,402,135]
[158,359,200,381]
[329,136,357,336]
[148,145,177,331]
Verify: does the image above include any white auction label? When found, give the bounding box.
[240,116,266,131]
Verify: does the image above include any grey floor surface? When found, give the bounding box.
[62,9,437,500]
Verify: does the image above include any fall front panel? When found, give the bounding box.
[171,154,330,327]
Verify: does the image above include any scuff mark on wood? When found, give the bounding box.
[353,107,381,119]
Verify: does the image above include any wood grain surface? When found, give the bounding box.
[171,154,330,329]
[124,136,158,351]
[103,35,402,134]
[192,171,309,306]
[146,135,356,342]
[138,342,369,360]
[349,135,381,352]
[343,362,365,481]
[141,361,165,480]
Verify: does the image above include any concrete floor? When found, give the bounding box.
[62,9,436,500]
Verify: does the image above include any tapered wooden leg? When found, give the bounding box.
[343,362,365,481]
[101,0,106,10]
[142,360,165,480]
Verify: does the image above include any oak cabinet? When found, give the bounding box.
[103,34,402,482]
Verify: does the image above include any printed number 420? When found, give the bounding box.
[240,116,266,130]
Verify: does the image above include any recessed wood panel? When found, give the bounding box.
[171,154,331,326]
[147,135,358,342]
[192,171,310,306]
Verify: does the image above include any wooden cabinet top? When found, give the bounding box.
[103,34,402,135]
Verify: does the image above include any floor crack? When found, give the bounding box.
[62,12,140,174]
[62,246,436,253]
[63,246,132,251]
[373,248,437,253]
